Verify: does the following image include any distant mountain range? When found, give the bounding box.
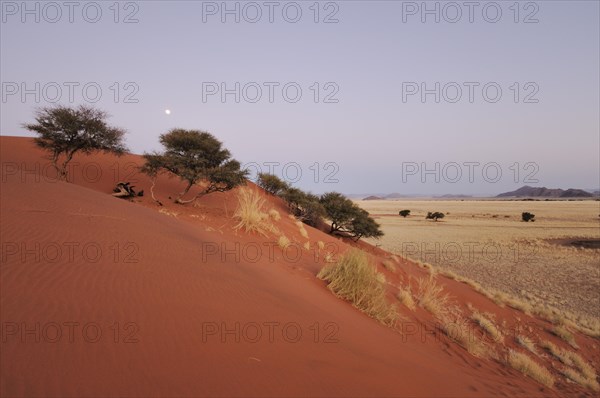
[349,186,599,200]
[496,185,595,198]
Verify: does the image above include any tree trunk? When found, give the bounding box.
[175,181,194,203]
[150,177,163,206]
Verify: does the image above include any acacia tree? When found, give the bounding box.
[280,187,326,226]
[23,105,127,181]
[256,173,289,195]
[426,211,445,221]
[320,192,383,239]
[142,129,248,204]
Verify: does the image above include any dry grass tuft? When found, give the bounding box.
[562,368,600,391]
[382,260,396,273]
[415,276,451,317]
[439,310,489,358]
[396,286,416,311]
[303,241,310,250]
[277,235,291,249]
[540,340,598,390]
[317,249,398,326]
[269,209,281,221]
[550,324,578,349]
[234,188,274,235]
[516,335,537,355]
[317,241,325,250]
[471,311,503,343]
[507,350,554,388]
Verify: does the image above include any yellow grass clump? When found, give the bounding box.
[540,340,598,391]
[550,324,578,349]
[277,235,291,249]
[234,188,273,236]
[471,311,503,343]
[382,260,396,273]
[439,311,489,358]
[507,350,554,388]
[317,249,398,326]
[416,276,451,317]
[296,221,309,239]
[269,209,281,221]
[396,286,416,311]
[516,335,537,355]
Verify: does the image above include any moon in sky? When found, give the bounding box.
[165,109,171,115]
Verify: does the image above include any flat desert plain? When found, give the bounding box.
[358,199,600,324]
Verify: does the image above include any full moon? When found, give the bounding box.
[165,109,171,115]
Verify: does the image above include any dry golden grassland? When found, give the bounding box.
[358,200,599,326]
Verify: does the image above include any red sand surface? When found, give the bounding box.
[1,136,598,397]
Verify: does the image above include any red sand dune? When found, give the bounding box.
[1,136,598,397]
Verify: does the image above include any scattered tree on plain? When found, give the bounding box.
[426,211,445,221]
[23,105,127,181]
[522,212,536,222]
[141,129,248,204]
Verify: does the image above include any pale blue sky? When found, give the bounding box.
[1,1,598,195]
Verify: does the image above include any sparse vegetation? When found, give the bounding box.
[317,249,398,326]
[507,350,554,388]
[399,210,411,217]
[24,105,128,181]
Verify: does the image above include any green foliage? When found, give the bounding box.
[256,173,289,195]
[23,105,127,181]
[522,212,536,222]
[142,129,247,204]
[320,192,384,240]
[426,211,445,221]
[280,187,326,227]
[399,209,411,217]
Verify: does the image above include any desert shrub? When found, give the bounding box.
[320,192,384,240]
[522,212,536,222]
[399,210,411,217]
[23,105,127,181]
[426,211,445,221]
[142,129,247,204]
[256,173,289,196]
[317,249,398,326]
